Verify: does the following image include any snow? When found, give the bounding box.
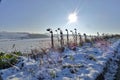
[0,38,51,53]
[0,38,120,80]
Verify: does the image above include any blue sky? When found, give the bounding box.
[0,0,120,34]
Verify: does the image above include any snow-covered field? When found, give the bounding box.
[0,38,51,53]
[0,32,51,53]
[0,37,74,53]
[0,38,120,80]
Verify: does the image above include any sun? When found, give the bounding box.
[68,12,77,23]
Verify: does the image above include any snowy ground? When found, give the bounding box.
[0,39,120,80]
[0,38,120,80]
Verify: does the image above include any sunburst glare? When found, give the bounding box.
[68,12,77,23]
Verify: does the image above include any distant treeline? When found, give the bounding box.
[27,34,49,39]
[0,31,49,39]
